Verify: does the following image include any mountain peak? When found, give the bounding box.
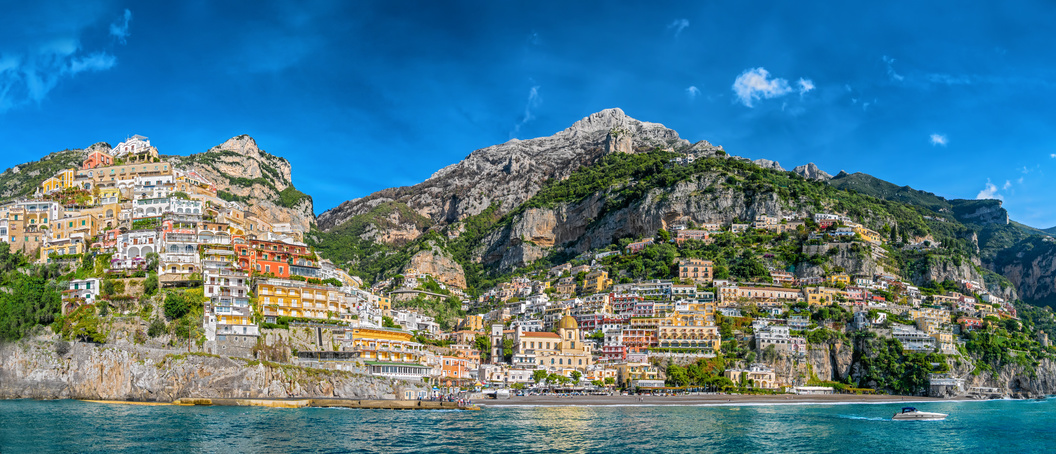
[213,134,260,157]
[564,108,636,134]
[793,163,832,180]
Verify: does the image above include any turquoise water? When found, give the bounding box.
[1,399,1054,453]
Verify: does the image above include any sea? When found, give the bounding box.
[1,398,1054,453]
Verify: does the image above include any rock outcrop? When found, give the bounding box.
[793,163,832,181]
[171,135,314,234]
[0,333,419,401]
[403,243,467,289]
[753,159,785,172]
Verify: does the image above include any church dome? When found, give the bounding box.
[557,315,578,330]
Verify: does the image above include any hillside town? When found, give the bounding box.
[0,135,1042,398]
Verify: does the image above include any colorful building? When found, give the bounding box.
[678,258,714,284]
[82,150,114,169]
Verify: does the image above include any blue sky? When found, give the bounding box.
[2,1,1056,227]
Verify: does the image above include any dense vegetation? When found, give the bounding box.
[307,201,434,282]
[852,333,948,395]
[276,185,311,208]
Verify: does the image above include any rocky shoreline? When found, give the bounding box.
[0,332,424,402]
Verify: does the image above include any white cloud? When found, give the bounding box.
[976,179,1003,201]
[685,85,700,100]
[930,134,948,146]
[732,67,794,107]
[667,19,689,36]
[510,85,541,138]
[1050,153,1056,158]
[882,55,904,82]
[109,9,132,44]
[0,7,125,113]
[797,78,814,95]
[1003,180,1012,190]
[69,53,116,75]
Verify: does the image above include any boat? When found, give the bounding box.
[892,407,947,421]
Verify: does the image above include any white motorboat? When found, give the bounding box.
[892,407,948,421]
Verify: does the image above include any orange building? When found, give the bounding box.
[234,238,319,278]
[82,150,114,169]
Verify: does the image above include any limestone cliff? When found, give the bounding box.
[994,241,1056,307]
[0,332,417,401]
[403,243,467,289]
[792,163,832,181]
[476,173,802,271]
[171,135,314,234]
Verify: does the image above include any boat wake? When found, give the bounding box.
[838,415,890,421]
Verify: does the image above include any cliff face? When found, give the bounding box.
[171,135,315,234]
[316,108,695,237]
[0,333,415,401]
[996,246,1056,307]
[403,243,467,289]
[477,173,798,271]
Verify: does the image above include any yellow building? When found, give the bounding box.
[613,362,662,387]
[802,286,839,305]
[40,168,78,194]
[515,315,593,372]
[657,310,720,352]
[40,176,63,194]
[459,314,484,332]
[345,327,424,363]
[256,278,346,321]
[52,213,99,243]
[826,274,850,286]
[724,366,778,389]
[97,187,121,205]
[853,225,883,244]
[40,240,84,262]
[582,269,613,294]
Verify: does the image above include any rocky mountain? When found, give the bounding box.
[169,135,314,234]
[792,162,832,181]
[316,108,697,236]
[308,108,1056,309]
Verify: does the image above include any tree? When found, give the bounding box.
[163,292,192,320]
[143,272,158,296]
[657,229,671,243]
[60,305,107,343]
[102,279,116,297]
[382,316,400,329]
[144,252,160,272]
[474,335,492,361]
[532,369,548,384]
[571,370,582,385]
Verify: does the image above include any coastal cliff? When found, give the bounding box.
[0,332,421,402]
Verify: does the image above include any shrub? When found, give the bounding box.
[148,318,167,337]
[163,292,192,320]
[144,273,158,296]
[54,339,70,356]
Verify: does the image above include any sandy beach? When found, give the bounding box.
[479,393,950,407]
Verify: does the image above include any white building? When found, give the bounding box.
[112,230,158,270]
